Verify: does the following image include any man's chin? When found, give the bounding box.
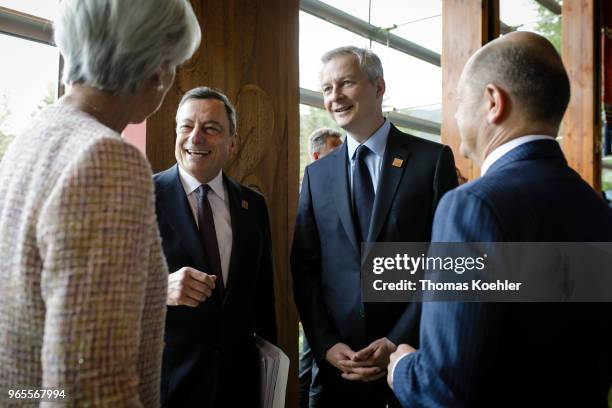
[333,115,352,129]
[180,162,210,182]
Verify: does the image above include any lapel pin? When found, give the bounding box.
[242,200,249,210]
[392,158,404,168]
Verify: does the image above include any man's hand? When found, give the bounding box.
[387,343,417,389]
[325,343,357,374]
[167,267,216,307]
[340,337,397,382]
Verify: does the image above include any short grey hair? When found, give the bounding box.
[54,0,201,94]
[465,36,570,126]
[321,46,384,83]
[177,87,237,136]
[309,127,343,156]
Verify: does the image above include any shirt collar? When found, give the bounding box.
[346,119,390,160]
[480,135,556,176]
[178,165,226,201]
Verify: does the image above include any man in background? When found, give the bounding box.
[308,127,343,161]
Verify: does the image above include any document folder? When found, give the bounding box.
[256,335,289,408]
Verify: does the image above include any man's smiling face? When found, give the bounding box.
[320,53,383,137]
[174,97,235,183]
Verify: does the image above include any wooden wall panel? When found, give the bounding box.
[146,0,300,406]
[441,0,499,180]
[561,0,602,189]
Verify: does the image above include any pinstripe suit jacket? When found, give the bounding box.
[0,105,168,407]
[393,140,612,407]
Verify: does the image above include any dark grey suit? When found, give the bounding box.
[155,165,277,408]
[292,125,458,407]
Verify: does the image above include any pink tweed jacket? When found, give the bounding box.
[0,104,167,407]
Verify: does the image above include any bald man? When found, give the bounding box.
[387,32,612,407]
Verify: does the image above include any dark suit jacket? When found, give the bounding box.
[393,140,612,407]
[155,165,277,408]
[291,125,457,401]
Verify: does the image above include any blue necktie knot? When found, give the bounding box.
[355,144,370,161]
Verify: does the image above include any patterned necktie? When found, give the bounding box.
[195,184,224,293]
[352,145,375,243]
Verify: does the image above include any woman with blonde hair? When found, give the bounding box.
[0,0,200,406]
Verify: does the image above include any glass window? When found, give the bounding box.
[500,0,562,53]
[370,42,441,116]
[316,0,442,53]
[369,0,441,54]
[299,13,441,123]
[0,33,59,159]
[0,0,59,20]
[299,12,370,92]
[318,0,372,23]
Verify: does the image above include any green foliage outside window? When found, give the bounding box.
[533,2,562,54]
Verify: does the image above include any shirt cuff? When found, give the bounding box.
[390,352,412,387]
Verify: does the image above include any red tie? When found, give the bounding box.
[196,184,224,294]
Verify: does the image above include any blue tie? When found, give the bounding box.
[353,145,374,243]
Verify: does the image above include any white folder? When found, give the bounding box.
[256,335,289,408]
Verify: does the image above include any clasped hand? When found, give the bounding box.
[325,338,396,382]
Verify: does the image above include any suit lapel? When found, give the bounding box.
[157,165,208,271]
[332,142,360,253]
[367,126,411,242]
[222,174,244,304]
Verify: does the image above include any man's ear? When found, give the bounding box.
[375,77,386,99]
[312,152,320,161]
[485,83,507,124]
[229,133,237,152]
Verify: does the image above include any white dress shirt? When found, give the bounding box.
[178,166,232,285]
[480,135,557,176]
[346,119,390,196]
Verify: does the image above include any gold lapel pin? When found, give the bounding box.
[242,200,249,210]
[392,158,404,168]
